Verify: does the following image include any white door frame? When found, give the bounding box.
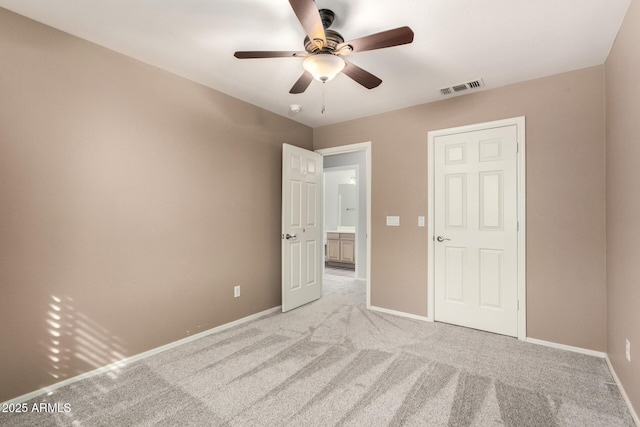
[427,117,526,340]
[316,142,372,308]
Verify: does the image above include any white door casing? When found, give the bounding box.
[282,143,323,312]
[428,117,526,339]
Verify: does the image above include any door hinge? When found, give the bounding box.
[517,300,520,311]
[516,143,519,153]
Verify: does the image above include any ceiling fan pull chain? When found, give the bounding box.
[321,81,326,114]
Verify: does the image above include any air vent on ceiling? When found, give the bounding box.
[440,78,485,96]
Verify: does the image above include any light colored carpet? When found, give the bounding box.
[324,265,356,278]
[1,272,635,426]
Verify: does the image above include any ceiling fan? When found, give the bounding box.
[234,0,414,94]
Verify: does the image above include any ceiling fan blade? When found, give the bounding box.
[337,26,414,53]
[289,71,314,94]
[342,59,382,89]
[234,51,307,59]
[289,0,326,48]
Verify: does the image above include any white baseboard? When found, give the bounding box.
[525,337,607,358]
[368,305,432,322]
[2,306,282,405]
[605,356,640,426]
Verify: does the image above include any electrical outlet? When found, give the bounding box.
[626,339,631,362]
[234,285,240,298]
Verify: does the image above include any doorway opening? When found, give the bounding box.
[324,165,358,278]
[316,142,371,308]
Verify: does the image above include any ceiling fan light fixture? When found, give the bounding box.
[303,53,345,82]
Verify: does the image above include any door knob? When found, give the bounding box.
[286,233,297,240]
[436,236,451,242]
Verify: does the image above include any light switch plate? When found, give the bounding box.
[386,216,400,226]
[418,216,425,227]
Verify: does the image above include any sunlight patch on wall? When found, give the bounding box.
[44,295,128,382]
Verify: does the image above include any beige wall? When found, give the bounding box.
[0,9,312,402]
[605,0,640,413]
[314,66,607,352]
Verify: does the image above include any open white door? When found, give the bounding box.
[282,143,323,312]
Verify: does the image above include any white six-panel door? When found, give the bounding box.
[282,143,323,312]
[433,125,519,337]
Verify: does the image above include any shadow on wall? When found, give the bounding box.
[43,295,128,385]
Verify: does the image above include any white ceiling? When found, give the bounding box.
[0,0,631,127]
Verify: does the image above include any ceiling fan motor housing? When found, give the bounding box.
[304,29,344,54]
[303,9,343,53]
